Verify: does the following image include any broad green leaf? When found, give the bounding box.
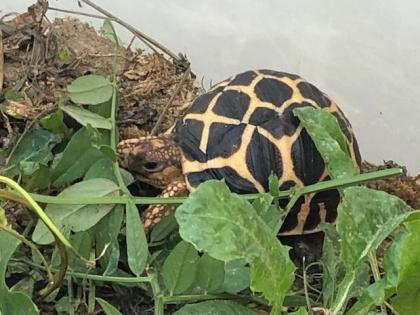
[40,109,71,139]
[84,158,134,186]
[94,205,124,275]
[163,240,199,295]
[67,231,92,271]
[10,276,35,297]
[2,128,60,177]
[51,126,105,187]
[392,279,420,315]
[252,194,279,231]
[293,107,358,178]
[125,201,148,276]
[397,219,420,283]
[332,187,410,312]
[89,99,112,118]
[101,20,122,46]
[196,253,225,294]
[221,258,250,294]
[175,180,295,313]
[149,212,178,244]
[346,280,387,315]
[55,297,75,315]
[320,223,342,307]
[391,219,420,314]
[96,298,122,315]
[61,104,112,129]
[0,231,39,315]
[32,178,118,244]
[173,300,257,315]
[20,163,50,191]
[67,74,113,105]
[337,187,410,271]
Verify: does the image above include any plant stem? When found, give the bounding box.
[368,252,386,313]
[149,270,164,315]
[15,168,401,205]
[11,258,152,283]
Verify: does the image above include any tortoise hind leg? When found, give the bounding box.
[142,180,188,232]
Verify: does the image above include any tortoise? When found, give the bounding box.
[117,69,361,234]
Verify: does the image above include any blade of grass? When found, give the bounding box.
[8,168,401,205]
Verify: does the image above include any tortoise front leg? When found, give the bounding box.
[142,180,188,232]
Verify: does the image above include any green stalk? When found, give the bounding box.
[10,167,401,206]
[11,258,152,283]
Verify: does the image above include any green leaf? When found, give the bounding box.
[196,253,225,294]
[101,20,122,46]
[89,100,112,118]
[221,258,250,294]
[32,178,119,244]
[252,194,279,231]
[149,212,178,244]
[55,297,75,315]
[84,158,134,186]
[320,223,342,307]
[173,300,257,315]
[51,126,105,187]
[21,163,51,191]
[2,129,60,177]
[94,205,124,275]
[332,187,410,312]
[337,187,410,271]
[67,231,92,271]
[61,104,112,129]
[96,298,122,315]
[175,180,295,313]
[67,74,113,105]
[346,280,387,315]
[125,201,148,276]
[391,219,420,314]
[0,231,39,315]
[163,240,199,295]
[392,278,420,315]
[293,107,358,178]
[40,109,71,139]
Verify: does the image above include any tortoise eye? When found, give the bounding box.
[143,161,164,172]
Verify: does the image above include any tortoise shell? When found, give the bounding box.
[173,69,361,235]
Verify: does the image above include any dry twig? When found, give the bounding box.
[0,29,3,93]
[150,66,191,136]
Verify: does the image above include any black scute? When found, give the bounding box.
[207,123,246,159]
[174,119,206,162]
[213,90,250,120]
[246,129,282,191]
[291,129,325,185]
[228,70,258,86]
[259,69,300,80]
[188,90,218,114]
[282,102,314,128]
[187,167,258,194]
[311,188,341,224]
[297,82,331,108]
[254,78,293,107]
[279,195,305,233]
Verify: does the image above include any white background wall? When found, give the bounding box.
[3,1,420,173]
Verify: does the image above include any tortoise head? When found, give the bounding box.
[117,135,183,188]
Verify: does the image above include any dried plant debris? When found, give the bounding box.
[362,160,420,209]
[0,5,198,156]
